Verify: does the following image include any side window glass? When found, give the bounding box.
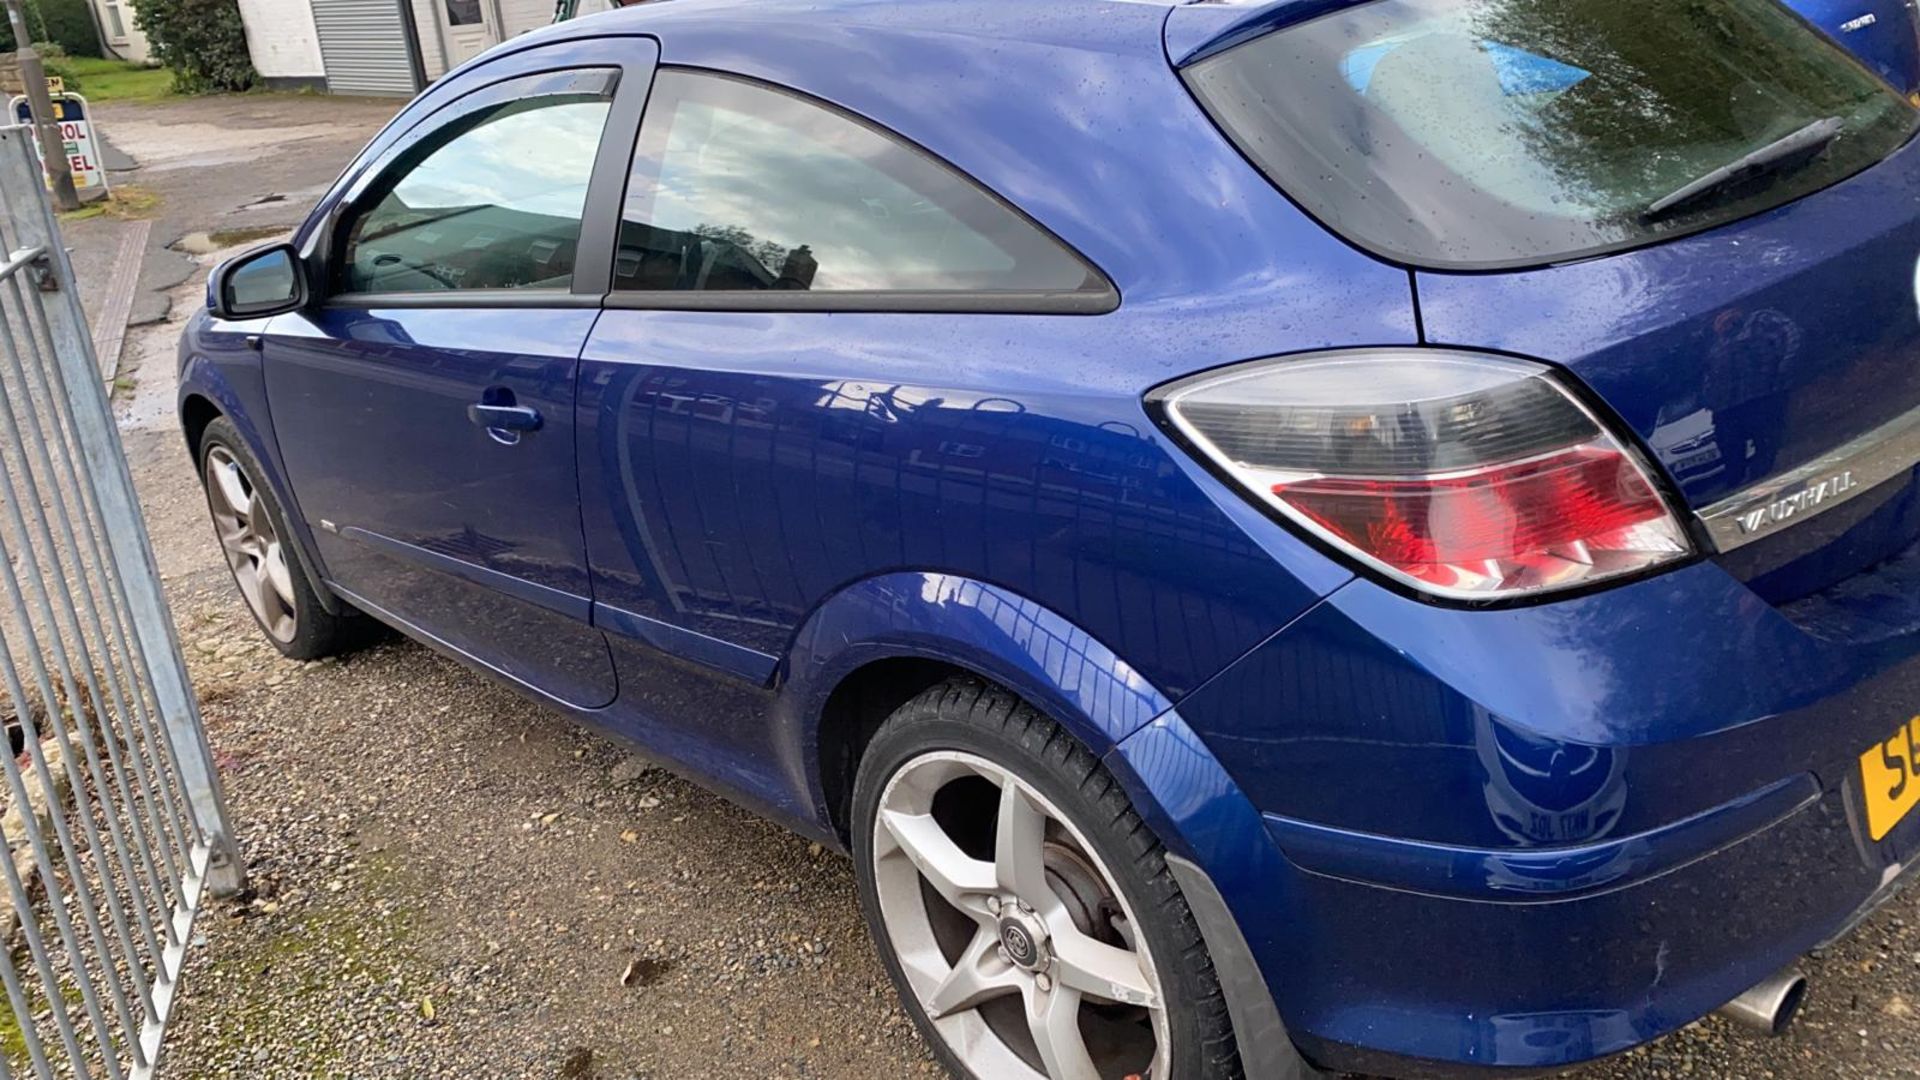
[614,71,1101,296]
[339,78,614,295]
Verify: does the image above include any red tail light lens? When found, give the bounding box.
[1155,351,1691,599]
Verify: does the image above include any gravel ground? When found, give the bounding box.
[73,91,1920,1080]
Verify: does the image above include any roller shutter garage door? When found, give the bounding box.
[312,0,421,96]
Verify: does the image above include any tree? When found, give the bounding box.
[135,0,254,93]
[691,222,791,278]
[0,0,103,56]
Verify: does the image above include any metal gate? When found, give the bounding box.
[0,125,241,1079]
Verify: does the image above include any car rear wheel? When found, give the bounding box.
[852,678,1251,1080]
[199,417,362,660]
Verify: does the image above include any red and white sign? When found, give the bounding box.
[9,93,110,195]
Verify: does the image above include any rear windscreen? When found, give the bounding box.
[1182,0,1920,269]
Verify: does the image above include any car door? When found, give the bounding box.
[262,43,656,709]
[572,69,1278,780]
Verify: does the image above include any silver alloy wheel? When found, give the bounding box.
[873,750,1169,1080]
[204,446,298,643]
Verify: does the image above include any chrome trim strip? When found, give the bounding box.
[1698,404,1920,552]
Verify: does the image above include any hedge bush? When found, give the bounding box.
[37,44,84,92]
[134,0,254,93]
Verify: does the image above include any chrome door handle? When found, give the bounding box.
[468,402,542,446]
[467,403,542,432]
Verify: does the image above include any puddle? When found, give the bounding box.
[171,226,291,255]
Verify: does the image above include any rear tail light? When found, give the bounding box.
[1154,350,1692,600]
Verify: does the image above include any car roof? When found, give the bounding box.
[572,0,1181,54]
[547,0,1381,70]
[317,0,1420,395]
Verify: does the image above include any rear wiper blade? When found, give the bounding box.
[1642,116,1845,222]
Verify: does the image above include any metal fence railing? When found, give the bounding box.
[0,124,240,1079]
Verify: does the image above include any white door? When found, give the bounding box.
[440,0,498,66]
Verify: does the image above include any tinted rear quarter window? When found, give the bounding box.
[1183,0,1920,269]
[613,70,1109,307]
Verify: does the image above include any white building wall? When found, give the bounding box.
[409,0,551,83]
[236,0,326,79]
[411,0,450,80]
[91,0,153,64]
[497,0,551,37]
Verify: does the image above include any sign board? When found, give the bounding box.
[44,76,62,95]
[8,93,109,195]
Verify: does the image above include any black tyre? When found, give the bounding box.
[199,417,365,660]
[852,677,1264,1080]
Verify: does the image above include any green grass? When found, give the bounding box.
[62,57,175,103]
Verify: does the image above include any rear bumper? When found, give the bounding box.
[1113,550,1920,1076]
[1264,772,1820,904]
[1276,784,1898,1076]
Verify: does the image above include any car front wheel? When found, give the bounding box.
[852,678,1256,1080]
[199,416,361,660]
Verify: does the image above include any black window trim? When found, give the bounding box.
[311,43,659,309]
[601,288,1117,314]
[606,65,1120,316]
[325,291,607,311]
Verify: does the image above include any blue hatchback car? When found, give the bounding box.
[1790,0,1920,94]
[180,1,1920,1076]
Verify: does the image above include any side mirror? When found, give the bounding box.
[207,244,307,320]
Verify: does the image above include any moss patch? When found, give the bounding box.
[58,185,162,225]
[0,964,96,1071]
[182,851,431,1074]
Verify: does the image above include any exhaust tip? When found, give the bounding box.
[1714,970,1809,1036]
[1771,974,1809,1035]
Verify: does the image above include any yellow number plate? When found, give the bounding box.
[1860,716,1920,842]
